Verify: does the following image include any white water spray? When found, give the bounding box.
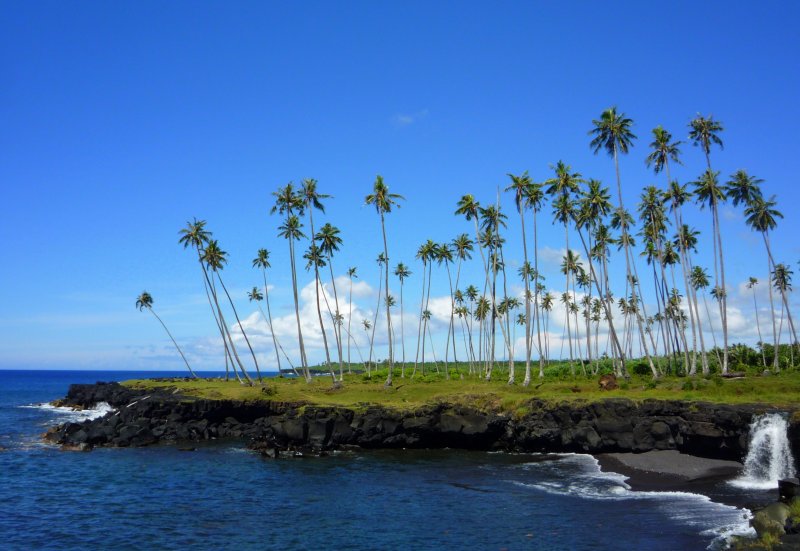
[730,413,796,490]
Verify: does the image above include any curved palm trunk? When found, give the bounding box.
[209,275,251,384]
[201,271,235,380]
[327,262,345,381]
[149,308,196,378]
[216,274,262,383]
[443,262,455,379]
[287,233,309,381]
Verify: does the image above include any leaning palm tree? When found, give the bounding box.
[365,175,404,387]
[394,262,411,377]
[303,244,337,383]
[202,240,258,384]
[692,169,730,374]
[136,291,196,378]
[179,218,235,379]
[745,195,785,368]
[523,179,547,379]
[317,222,345,380]
[252,248,285,377]
[589,107,658,378]
[300,179,333,368]
[272,184,310,380]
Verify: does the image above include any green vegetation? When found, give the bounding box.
[125,361,800,411]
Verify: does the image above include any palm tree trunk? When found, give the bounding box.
[518,206,533,386]
[400,280,406,378]
[752,286,768,369]
[380,213,394,386]
[413,262,426,378]
[216,273,263,383]
[149,308,197,378]
[287,232,309,381]
[261,270,284,377]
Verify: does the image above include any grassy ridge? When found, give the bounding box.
[124,364,800,412]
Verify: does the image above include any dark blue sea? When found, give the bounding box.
[0,370,762,550]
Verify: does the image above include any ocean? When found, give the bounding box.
[0,370,769,550]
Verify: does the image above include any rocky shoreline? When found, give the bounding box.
[44,382,800,467]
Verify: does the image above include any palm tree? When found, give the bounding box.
[365,175,404,387]
[272,184,310,380]
[300,179,334,372]
[645,126,682,180]
[252,248,285,377]
[506,171,534,385]
[747,277,768,369]
[202,239,260,383]
[436,242,455,378]
[346,267,358,372]
[589,107,658,378]
[689,114,724,171]
[522,179,547,379]
[303,243,337,384]
[451,234,474,370]
[772,263,797,363]
[394,262,411,377]
[693,169,730,373]
[368,252,386,376]
[136,291,196,378]
[692,266,722,369]
[317,222,345,380]
[745,195,786,368]
[413,240,436,377]
[179,219,235,379]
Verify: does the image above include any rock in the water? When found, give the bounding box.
[752,502,791,537]
[780,478,800,502]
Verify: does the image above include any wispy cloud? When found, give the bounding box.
[392,109,429,127]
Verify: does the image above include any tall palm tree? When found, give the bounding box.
[451,234,474,369]
[689,115,727,371]
[365,175,404,387]
[317,222,345,380]
[303,243,337,384]
[346,267,358,372]
[692,266,722,369]
[522,180,547,378]
[436,242,455,378]
[300,179,333,369]
[252,248,285,377]
[506,171,534,385]
[202,239,260,383]
[746,277,768,369]
[692,169,730,373]
[413,240,436,377]
[368,252,386,375]
[589,107,658,378]
[394,262,411,377]
[272,184,310,380]
[746,196,795,349]
[136,291,196,378]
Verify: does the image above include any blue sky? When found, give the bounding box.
[2,2,799,370]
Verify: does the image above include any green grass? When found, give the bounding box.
[124,363,800,412]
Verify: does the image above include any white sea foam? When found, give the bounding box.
[515,453,755,549]
[21,401,116,423]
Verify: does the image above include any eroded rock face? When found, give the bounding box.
[45,383,799,468]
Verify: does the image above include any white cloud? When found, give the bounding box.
[392,109,429,127]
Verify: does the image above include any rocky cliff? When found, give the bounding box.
[45,382,800,465]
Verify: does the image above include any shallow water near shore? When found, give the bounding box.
[0,370,777,549]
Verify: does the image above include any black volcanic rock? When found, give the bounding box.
[44,382,799,472]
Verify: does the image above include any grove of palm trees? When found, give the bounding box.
[142,109,799,392]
